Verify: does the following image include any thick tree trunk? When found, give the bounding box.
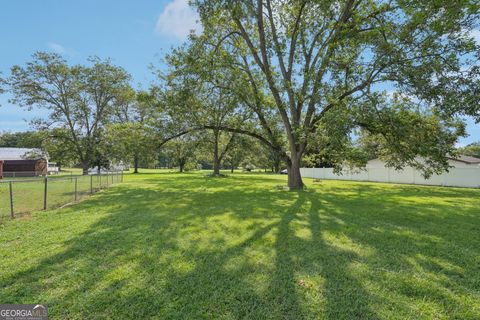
[213,157,221,175]
[286,154,304,190]
[133,154,139,174]
[179,161,185,173]
[231,164,234,173]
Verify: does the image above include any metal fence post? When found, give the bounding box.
[9,181,14,219]
[90,175,93,194]
[74,177,78,201]
[43,177,48,210]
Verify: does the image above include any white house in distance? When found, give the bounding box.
[300,154,480,188]
[366,155,480,169]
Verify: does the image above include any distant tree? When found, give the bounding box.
[458,142,480,158]
[0,132,18,147]
[195,130,237,174]
[222,135,253,173]
[266,148,283,173]
[8,52,132,174]
[237,138,283,173]
[0,131,44,148]
[107,89,159,173]
[163,135,198,172]
[355,131,382,161]
[17,131,45,149]
[43,128,77,168]
[106,123,155,172]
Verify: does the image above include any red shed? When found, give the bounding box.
[0,148,49,177]
[2,159,47,177]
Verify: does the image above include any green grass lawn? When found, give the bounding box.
[0,171,479,319]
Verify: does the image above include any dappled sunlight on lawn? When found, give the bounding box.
[0,172,479,319]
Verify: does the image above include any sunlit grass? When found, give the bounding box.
[0,171,479,319]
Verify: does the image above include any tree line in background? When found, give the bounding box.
[0,128,283,174]
[2,126,479,173]
[0,53,285,175]
[0,1,479,188]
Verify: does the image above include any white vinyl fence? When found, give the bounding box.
[300,167,480,188]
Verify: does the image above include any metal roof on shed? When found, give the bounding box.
[451,155,480,164]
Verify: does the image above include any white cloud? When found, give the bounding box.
[155,0,202,40]
[47,42,66,54]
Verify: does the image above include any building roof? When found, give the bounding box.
[368,155,480,166]
[449,155,480,164]
[0,148,47,161]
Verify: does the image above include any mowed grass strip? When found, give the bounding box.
[0,171,479,319]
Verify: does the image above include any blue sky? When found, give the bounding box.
[0,0,478,146]
[0,0,200,130]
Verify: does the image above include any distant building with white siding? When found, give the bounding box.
[300,154,480,188]
[366,155,480,169]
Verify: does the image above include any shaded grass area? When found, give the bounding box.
[0,171,479,319]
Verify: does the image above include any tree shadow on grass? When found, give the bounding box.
[0,175,479,319]
[309,183,480,318]
[0,181,298,318]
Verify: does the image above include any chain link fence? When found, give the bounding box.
[1,171,80,179]
[0,171,123,221]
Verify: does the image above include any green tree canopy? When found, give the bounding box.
[107,89,160,173]
[0,131,44,148]
[163,135,199,173]
[184,0,479,188]
[458,141,480,158]
[7,52,132,174]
